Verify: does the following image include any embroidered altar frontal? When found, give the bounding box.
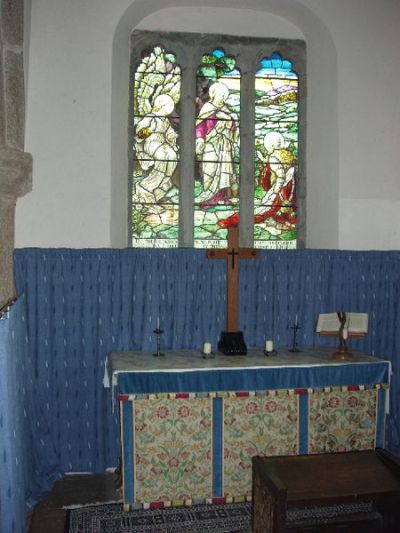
[109,349,390,508]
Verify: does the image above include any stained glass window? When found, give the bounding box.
[131,45,181,248]
[253,53,298,248]
[194,49,240,248]
[129,32,305,249]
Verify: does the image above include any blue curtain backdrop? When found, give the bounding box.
[0,297,29,533]
[2,247,400,529]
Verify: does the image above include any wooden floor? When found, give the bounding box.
[29,472,120,533]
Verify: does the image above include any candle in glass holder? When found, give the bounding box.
[203,342,212,355]
[265,340,274,352]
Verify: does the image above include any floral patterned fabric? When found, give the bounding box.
[308,389,378,453]
[133,397,213,502]
[123,386,382,505]
[223,392,299,498]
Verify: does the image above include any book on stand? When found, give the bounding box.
[316,312,368,337]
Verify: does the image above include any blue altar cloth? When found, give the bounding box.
[108,347,390,395]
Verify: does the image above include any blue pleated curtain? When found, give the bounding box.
[3,248,400,529]
[0,297,29,533]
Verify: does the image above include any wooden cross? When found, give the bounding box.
[207,226,259,332]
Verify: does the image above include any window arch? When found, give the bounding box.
[129,31,305,249]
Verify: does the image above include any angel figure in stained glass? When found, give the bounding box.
[195,82,239,209]
[254,131,297,230]
[135,94,178,202]
[133,46,180,204]
[217,131,296,231]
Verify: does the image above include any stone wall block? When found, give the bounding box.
[4,49,25,149]
[0,147,32,310]
[0,48,5,146]
[1,0,24,46]
[0,196,16,310]
[0,0,28,311]
[0,147,32,197]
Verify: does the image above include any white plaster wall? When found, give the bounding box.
[333,0,400,249]
[16,0,400,250]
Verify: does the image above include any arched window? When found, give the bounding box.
[194,48,241,248]
[129,31,305,249]
[131,45,181,247]
[253,53,298,248]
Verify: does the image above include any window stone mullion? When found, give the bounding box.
[179,60,196,247]
[239,64,255,248]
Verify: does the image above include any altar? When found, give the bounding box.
[107,348,390,509]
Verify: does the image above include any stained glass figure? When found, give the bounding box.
[131,46,181,247]
[194,49,240,248]
[253,52,298,249]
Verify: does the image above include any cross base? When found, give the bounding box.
[218,331,247,355]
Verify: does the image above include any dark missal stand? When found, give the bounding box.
[152,322,165,357]
[289,321,301,352]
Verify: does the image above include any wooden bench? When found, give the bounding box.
[252,449,400,532]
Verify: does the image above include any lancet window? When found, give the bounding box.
[129,31,305,249]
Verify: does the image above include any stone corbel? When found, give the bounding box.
[0,146,32,310]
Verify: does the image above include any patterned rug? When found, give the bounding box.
[66,502,252,533]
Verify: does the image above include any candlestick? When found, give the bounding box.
[152,318,164,357]
[289,321,301,352]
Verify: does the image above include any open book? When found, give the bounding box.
[316,312,368,335]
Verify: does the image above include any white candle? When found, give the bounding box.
[203,342,212,354]
[342,328,348,340]
[265,340,274,352]
[157,317,160,329]
[295,314,298,325]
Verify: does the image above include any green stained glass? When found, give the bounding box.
[131,45,181,247]
[131,202,179,248]
[253,53,298,249]
[198,49,240,81]
[194,49,241,248]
